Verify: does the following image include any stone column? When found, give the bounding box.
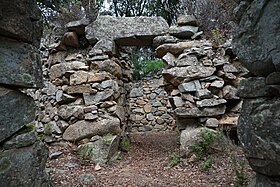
[0,0,49,186]
[233,0,280,186]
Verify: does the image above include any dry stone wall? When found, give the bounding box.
[128,76,175,132]
[0,0,49,186]
[35,15,247,164]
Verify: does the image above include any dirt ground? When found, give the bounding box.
[46,131,255,187]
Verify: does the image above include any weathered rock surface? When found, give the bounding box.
[0,37,43,88]
[174,105,226,118]
[86,16,169,45]
[169,25,198,39]
[232,0,280,76]
[0,142,49,187]
[63,118,121,141]
[238,98,280,176]
[0,0,42,46]
[66,18,90,35]
[0,87,35,142]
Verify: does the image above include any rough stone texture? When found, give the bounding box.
[86,16,169,45]
[169,25,198,39]
[0,37,43,88]
[0,87,35,143]
[174,105,226,118]
[238,98,280,176]
[237,77,271,98]
[0,0,42,46]
[0,142,49,187]
[63,118,121,141]
[176,15,198,26]
[66,18,90,35]
[232,0,280,76]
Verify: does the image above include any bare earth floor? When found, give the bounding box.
[46,131,255,187]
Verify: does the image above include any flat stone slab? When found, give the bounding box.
[86,16,169,45]
[0,87,35,143]
[0,37,42,88]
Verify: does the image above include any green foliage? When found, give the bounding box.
[120,138,130,152]
[110,0,180,25]
[132,58,165,80]
[211,28,225,48]
[103,133,113,146]
[79,143,95,164]
[165,152,180,168]
[44,123,53,136]
[192,128,216,158]
[231,155,248,187]
[199,156,213,171]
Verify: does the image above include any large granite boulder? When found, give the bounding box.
[0,0,42,46]
[0,87,35,143]
[238,98,280,178]
[0,37,43,88]
[85,16,169,45]
[232,0,280,76]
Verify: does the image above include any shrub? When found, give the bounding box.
[120,138,130,152]
[165,152,180,168]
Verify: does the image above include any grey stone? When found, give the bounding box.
[0,142,49,187]
[205,118,219,128]
[223,64,238,73]
[174,105,226,118]
[162,52,176,67]
[237,77,271,98]
[0,37,42,88]
[195,89,213,99]
[178,80,201,93]
[49,151,63,160]
[130,88,143,98]
[0,87,35,142]
[90,59,122,78]
[210,80,224,88]
[58,105,84,120]
[266,72,280,85]
[83,89,114,104]
[155,41,193,58]
[176,54,198,67]
[84,113,98,121]
[3,129,37,150]
[177,15,198,26]
[169,25,198,39]
[86,16,169,45]
[223,85,239,99]
[162,66,216,86]
[55,90,76,104]
[232,0,280,76]
[196,98,227,107]
[153,35,178,47]
[63,118,121,141]
[78,134,119,164]
[146,113,154,121]
[238,98,280,177]
[50,63,68,81]
[90,39,116,56]
[66,18,90,35]
[0,0,42,45]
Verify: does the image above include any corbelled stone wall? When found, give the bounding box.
[233,0,280,186]
[0,0,49,186]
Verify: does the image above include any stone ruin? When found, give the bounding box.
[0,0,279,186]
[35,14,247,164]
